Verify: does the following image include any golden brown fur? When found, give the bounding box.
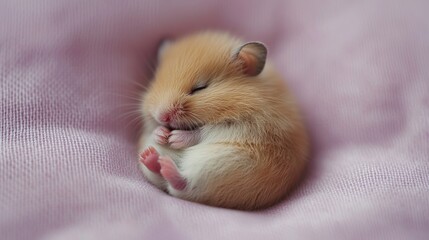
[139,31,309,210]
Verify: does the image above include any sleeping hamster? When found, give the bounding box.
[138,31,309,210]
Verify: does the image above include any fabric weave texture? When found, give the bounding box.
[1,0,428,239]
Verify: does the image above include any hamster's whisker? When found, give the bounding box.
[107,92,144,104]
[112,103,142,109]
[124,115,143,129]
[128,79,149,91]
[114,111,143,122]
[142,59,157,77]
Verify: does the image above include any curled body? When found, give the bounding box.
[138,31,309,210]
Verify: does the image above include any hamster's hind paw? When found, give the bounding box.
[139,146,161,174]
[153,126,171,145]
[158,156,187,190]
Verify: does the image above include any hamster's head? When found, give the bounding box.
[142,32,268,130]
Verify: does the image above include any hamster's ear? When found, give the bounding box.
[233,42,267,76]
[157,38,173,61]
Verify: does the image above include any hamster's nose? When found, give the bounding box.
[159,108,178,124]
[159,112,171,123]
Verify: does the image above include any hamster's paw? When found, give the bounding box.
[153,126,171,145]
[139,146,161,174]
[158,156,187,190]
[168,130,200,149]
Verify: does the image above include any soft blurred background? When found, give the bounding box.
[1,0,428,239]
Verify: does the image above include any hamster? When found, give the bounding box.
[137,31,309,210]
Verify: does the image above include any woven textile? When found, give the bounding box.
[1,0,428,239]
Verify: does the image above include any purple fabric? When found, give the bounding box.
[1,0,429,239]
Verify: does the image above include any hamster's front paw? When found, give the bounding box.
[168,130,200,149]
[153,126,171,145]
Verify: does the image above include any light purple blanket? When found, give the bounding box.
[1,0,428,239]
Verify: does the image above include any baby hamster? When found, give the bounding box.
[138,31,309,210]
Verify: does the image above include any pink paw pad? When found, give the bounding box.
[139,146,161,174]
[158,156,187,191]
[153,126,170,145]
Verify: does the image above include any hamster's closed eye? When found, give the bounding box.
[189,82,208,95]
